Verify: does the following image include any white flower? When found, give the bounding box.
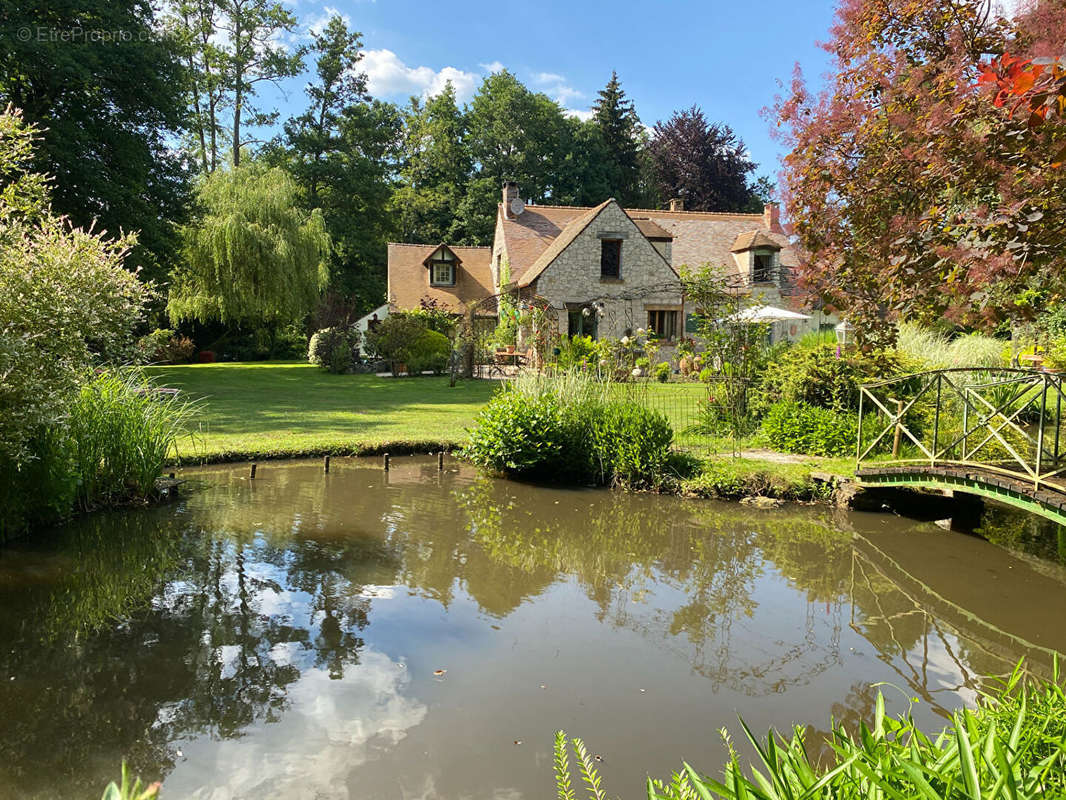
[636,328,645,335]
[598,359,608,367]
[631,368,642,377]
[620,336,631,346]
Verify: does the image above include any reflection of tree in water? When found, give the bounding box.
[0,477,403,798]
[975,504,1066,567]
[458,477,854,695]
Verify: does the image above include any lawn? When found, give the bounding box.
[147,362,857,490]
[147,361,499,462]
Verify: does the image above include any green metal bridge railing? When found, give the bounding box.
[857,368,1066,491]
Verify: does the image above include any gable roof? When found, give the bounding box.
[514,199,680,288]
[497,202,799,288]
[515,200,611,288]
[421,243,464,265]
[730,231,782,252]
[386,242,493,313]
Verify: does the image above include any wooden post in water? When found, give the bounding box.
[250,463,258,479]
[438,451,444,471]
[324,455,331,473]
[383,453,390,471]
[892,399,904,459]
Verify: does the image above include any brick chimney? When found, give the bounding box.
[763,202,782,233]
[503,181,520,219]
[669,197,684,212]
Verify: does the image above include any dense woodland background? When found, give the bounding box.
[0,0,770,328]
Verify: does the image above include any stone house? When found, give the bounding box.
[386,181,829,350]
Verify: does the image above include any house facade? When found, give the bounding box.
[386,181,830,349]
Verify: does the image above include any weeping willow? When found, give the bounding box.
[168,163,331,325]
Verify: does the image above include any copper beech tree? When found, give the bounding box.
[772,0,1066,345]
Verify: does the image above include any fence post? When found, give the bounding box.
[931,374,942,466]
[892,398,903,459]
[1035,374,1048,488]
[962,389,969,461]
[1055,375,1062,464]
[856,389,864,471]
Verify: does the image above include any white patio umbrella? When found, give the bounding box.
[725,304,811,323]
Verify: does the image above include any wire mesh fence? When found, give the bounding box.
[623,381,718,451]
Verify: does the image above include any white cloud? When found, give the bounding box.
[530,70,586,107]
[362,48,480,101]
[551,85,585,105]
[305,6,352,36]
[534,71,566,85]
[565,108,595,122]
[480,61,506,74]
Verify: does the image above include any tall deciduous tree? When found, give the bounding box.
[774,0,1066,342]
[648,107,757,212]
[460,70,572,242]
[0,0,189,281]
[168,163,330,326]
[169,0,305,169]
[590,71,643,205]
[392,83,470,244]
[267,15,400,311]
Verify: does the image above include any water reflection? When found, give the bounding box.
[0,457,1064,799]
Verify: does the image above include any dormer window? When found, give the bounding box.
[752,249,775,283]
[425,245,459,286]
[730,231,782,286]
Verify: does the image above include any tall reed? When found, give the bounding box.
[67,371,194,507]
[0,370,195,538]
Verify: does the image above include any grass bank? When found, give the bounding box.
[678,454,854,501]
[149,363,858,501]
[147,362,497,463]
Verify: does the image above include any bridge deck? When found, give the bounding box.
[857,464,1066,525]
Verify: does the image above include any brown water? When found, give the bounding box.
[1,457,1065,799]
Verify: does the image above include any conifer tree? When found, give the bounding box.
[591,71,643,205]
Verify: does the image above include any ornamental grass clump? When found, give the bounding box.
[554,662,1066,800]
[0,371,196,537]
[465,374,673,488]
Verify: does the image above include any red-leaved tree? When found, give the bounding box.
[773,0,1066,345]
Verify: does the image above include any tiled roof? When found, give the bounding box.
[730,231,782,252]
[498,203,800,288]
[630,217,673,240]
[386,243,494,314]
[497,205,589,285]
[515,200,612,288]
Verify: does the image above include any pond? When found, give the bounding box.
[1,457,1065,799]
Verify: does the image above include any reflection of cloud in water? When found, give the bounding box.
[165,649,427,800]
[906,632,979,708]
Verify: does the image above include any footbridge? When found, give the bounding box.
[855,368,1066,525]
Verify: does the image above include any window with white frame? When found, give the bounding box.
[428,247,457,286]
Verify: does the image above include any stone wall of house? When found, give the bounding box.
[532,201,686,341]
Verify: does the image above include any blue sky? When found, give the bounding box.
[273,0,840,184]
